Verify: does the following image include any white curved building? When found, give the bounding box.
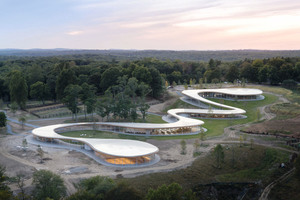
[31,88,263,166]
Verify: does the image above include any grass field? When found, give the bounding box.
[201,93,278,137]
[119,145,291,195]
[59,130,147,141]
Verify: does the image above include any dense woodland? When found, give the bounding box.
[1,49,300,62]
[0,55,300,120]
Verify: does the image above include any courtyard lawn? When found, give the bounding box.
[59,130,147,141]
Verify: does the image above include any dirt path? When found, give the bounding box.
[259,168,295,200]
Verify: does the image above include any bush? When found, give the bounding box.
[32,170,66,200]
[282,79,298,90]
[0,112,7,127]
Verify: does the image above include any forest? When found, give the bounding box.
[0,55,300,117]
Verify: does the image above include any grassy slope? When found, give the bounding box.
[120,145,290,195]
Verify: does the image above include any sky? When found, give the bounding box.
[1,0,300,50]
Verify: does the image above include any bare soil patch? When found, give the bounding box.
[245,115,300,138]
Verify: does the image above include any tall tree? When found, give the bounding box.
[80,83,97,119]
[0,165,13,200]
[132,65,152,85]
[62,84,82,122]
[9,70,28,109]
[56,68,77,100]
[100,67,121,93]
[32,170,66,200]
[146,183,196,200]
[0,112,6,127]
[225,65,239,83]
[30,81,49,105]
[213,144,225,169]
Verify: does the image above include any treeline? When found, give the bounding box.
[0,166,196,200]
[1,49,300,62]
[0,56,300,109]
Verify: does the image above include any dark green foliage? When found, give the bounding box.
[9,70,28,109]
[79,176,115,199]
[294,156,300,182]
[32,170,66,200]
[56,68,77,100]
[100,67,121,93]
[62,84,82,121]
[0,165,13,200]
[0,112,6,127]
[146,183,196,200]
[0,53,299,104]
[282,79,298,90]
[104,182,143,200]
[214,144,225,169]
[30,81,49,105]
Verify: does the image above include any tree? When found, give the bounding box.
[80,83,97,120]
[104,182,143,200]
[10,102,18,116]
[282,79,298,90]
[180,140,187,155]
[56,68,77,100]
[14,173,30,200]
[30,81,49,105]
[138,98,150,122]
[77,176,116,199]
[26,64,44,86]
[100,67,121,93]
[225,65,239,83]
[0,165,13,200]
[213,144,224,169]
[18,116,26,129]
[149,67,163,98]
[199,127,205,141]
[193,139,200,156]
[146,183,196,200]
[0,112,6,127]
[132,65,152,85]
[295,156,300,182]
[22,139,28,151]
[37,145,44,163]
[32,170,66,200]
[62,84,82,122]
[9,70,28,109]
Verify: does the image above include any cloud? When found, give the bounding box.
[66,31,83,35]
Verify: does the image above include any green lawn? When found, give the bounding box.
[201,93,278,137]
[163,99,198,113]
[59,130,147,141]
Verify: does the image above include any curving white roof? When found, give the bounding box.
[32,88,263,158]
[32,123,159,157]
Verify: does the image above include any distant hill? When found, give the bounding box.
[0,49,300,61]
